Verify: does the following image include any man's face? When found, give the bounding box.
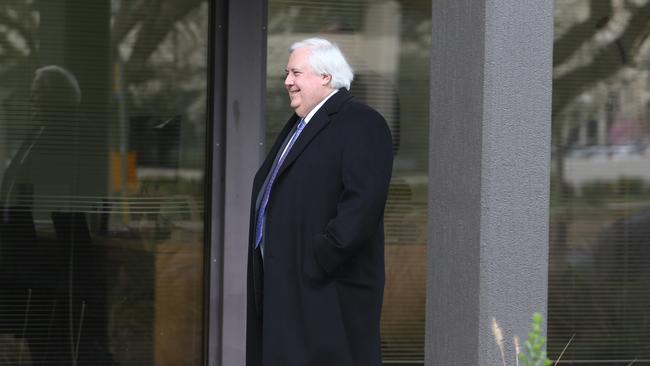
[284,47,332,118]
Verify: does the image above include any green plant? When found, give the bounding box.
[518,313,552,366]
[492,313,559,366]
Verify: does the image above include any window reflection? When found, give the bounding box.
[267,0,430,363]
[550,0,650,362]
[0,1,208,365]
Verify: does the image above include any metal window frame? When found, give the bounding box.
[205,0,228,364]
[205,0,267,364]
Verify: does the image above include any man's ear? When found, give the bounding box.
[322,73,332,86]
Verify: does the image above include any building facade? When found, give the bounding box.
[0,0,649,365]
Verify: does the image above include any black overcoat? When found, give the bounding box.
[246,88,393,366]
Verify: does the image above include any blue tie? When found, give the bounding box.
[255,119,306,249]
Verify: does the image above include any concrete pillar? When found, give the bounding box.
[427,0,553,365]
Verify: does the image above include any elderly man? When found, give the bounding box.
[247,38,393,366]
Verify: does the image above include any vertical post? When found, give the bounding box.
[214,0,267,365]
[426,0,553,365]
[206,0,228,364]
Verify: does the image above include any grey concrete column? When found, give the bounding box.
[426,1,553,365]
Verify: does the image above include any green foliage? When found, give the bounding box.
[518,313,552,366]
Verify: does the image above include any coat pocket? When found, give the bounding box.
[302,234,329,282]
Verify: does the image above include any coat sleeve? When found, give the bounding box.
[313,107,394,275]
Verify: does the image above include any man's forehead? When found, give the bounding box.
[285,59,309,71]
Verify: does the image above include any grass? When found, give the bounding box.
[492,313,554,366]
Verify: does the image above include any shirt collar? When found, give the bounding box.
[303,89,338,124]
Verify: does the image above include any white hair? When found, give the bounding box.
[290,38,354,90]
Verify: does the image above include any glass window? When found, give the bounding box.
[0,1,209,364]
[550,0,650,363]
[266,0,431,364]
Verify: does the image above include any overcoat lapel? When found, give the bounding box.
[251,115,300,200]
[249,117,300,318]
[275,89,353,179]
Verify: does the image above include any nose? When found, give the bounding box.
[284,73,293,87]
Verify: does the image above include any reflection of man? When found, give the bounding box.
[0,65,82,366]
[247,38,393,366]
[0,65,113,365]
[0,65,81,221]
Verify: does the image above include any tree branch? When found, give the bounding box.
[0,12,35,55]
[553,0,613,68]
[553,1,650,116]
[123,0,203,84]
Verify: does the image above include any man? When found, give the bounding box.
[247,38,393,366]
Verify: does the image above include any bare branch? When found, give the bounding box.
[0,12,35,54]
[123,0,203,84]
[554,0,613,68]
[112,0,153,46]
[553,1,650,116]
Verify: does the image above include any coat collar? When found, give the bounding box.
[252,88,353,196]
[275,88,353,179]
